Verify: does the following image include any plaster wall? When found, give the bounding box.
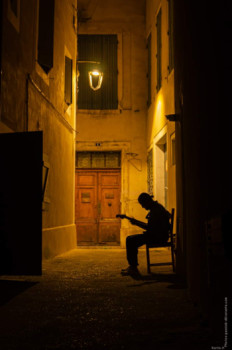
[77,0,148,246]
[146,0,176,216]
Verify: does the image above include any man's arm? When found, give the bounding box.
[129,218,148,230]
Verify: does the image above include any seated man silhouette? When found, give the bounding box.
[120,193,171,276]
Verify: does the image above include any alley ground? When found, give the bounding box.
[0,248,212,350]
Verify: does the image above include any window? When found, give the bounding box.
[171,133,176,165]
[78,35,118,110]
[37,0,55,74]
[156,9,162,92]
[168,0,174,73]
[76,152,121,169]
[147,33,152,107]
[65,56,72,105]
[147,149,153,195]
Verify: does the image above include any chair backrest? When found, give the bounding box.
[169,208,175,244]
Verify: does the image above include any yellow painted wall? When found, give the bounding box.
[77,0,148,246]
[146,0,176,218]
[33,0,77,258]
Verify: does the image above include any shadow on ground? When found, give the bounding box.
[0,280,38,306]
[128,272,187,289]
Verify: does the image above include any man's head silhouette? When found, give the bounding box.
[138,193,154,210]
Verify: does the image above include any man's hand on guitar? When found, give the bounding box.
[116,214,147,229]
[129,218,137,225]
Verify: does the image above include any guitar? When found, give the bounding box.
[116,214,148,230]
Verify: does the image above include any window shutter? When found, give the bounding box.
[37,0,54,74]
[65,56,72,105]
[78,35,118,110]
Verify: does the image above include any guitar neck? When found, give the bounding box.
[120,215,147,229]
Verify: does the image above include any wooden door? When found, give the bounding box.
[75,169,121,245]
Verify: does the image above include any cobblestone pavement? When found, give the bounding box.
[0,248,211,350]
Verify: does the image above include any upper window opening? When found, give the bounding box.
[37,0,55,74]
[65,56,73,105]
[78,34,118,110]
[76,152,121,169]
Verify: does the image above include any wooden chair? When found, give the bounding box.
[146,208,175,273]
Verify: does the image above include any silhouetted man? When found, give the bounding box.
[119,193,171,276]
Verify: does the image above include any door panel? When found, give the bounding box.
[77,174,96,186]
[75,169,121,245]
[76,223,98,243]
[99,223,120,243]
[77,188,96,218]
[100,173,120,186]
[98,172,121,243]
[75,172,98,244]
[100,188,120,218]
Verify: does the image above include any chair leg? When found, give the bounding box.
[146,245,151,274]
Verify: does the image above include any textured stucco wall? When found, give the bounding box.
[146,0,176,216]
[76,0,148,247]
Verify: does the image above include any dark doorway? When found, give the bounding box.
[0,132,42,275]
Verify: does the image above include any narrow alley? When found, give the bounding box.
[0,248,211,350]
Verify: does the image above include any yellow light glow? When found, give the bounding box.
[147,91,167,144]
[88,70,103,91]
[92,70,100,76]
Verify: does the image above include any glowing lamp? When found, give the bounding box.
[88,69,103,91]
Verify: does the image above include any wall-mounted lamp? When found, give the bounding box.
[77,60,103,91]
[88,69,103,91]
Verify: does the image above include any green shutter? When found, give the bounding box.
[78,35,118,110]
[65,56,72,105]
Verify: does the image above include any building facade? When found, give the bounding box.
[0,0,78,259]
[75,0,176,248]
[75,0,148,247]
[146,0,176,222]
